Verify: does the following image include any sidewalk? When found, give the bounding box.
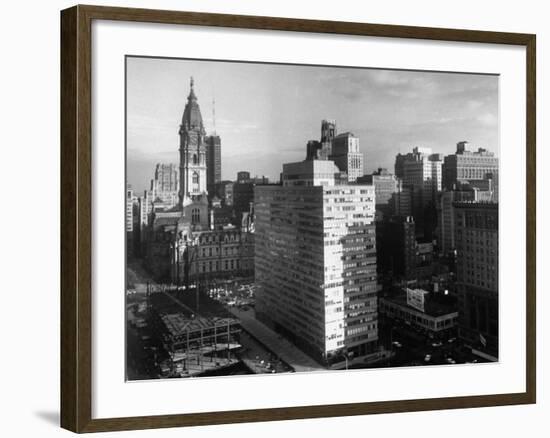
[229,307,325,373]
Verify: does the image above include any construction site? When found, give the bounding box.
[142,283,243,378]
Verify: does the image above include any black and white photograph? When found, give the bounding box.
[125,56,499,380]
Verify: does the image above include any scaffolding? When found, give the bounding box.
[146,283,242,377]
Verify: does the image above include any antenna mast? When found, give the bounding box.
[212,97,216,135]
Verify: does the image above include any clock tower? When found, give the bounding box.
[178,77,208,207]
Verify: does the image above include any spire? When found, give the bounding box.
[188,76,197,101]
[180,76,204,131]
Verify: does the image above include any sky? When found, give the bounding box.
[126,56,498,194]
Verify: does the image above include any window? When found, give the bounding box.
[192,172,199,192]
[191,208,200,224]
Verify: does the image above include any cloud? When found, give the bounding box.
[476,113,498,126]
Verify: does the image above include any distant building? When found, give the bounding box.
[437,185,494,255]
[126,184,136,255]
[320,119,336,150]
[251,175,269,185]
[377,216,417,280]
[205,135,221,196]
[137,190,153,254]
[210,205,236,229]
[415,241,434,281]
[396,147,443,238]
[149,163,179,213]
[306,140,323,160]
[330,132,363,182]
[214,180,234,206]
[237,171,251,183]
[454,201,499,361]
[394,183,413,217]
[151,163,179,207]
[126,184,134,233]
[443,141,499,200]
[233,182,255,224]
[255,159,379,364]
[357,168,400,218]
[282,159,342,187]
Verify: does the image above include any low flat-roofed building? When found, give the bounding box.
[379,290,458,337]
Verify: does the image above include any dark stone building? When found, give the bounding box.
[377,216,417,281]
[205,134,221,197]
[454,201,498,360]
[214,180,234,206]
[233,182,255,225]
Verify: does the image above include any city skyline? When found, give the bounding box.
[126,56,499,193]
[126,57,500,381]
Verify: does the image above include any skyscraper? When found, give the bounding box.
[396,147,443,237]
[150,163,179,209]
[357,168,400,218]
[377,215,417,280]
[443,141,499,200]
[255,158,379,364]
[205,134,221,197]
[437,185,494,255]
[330,132,363,182]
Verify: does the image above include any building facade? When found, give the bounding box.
[357,168,401,218]
[178,77,208,211]
[330,132,363,182]
[437,186,494,255]
[454,202,499,360]
[396,147,443,237]
[255,161,379,363]
[205,135,221,196]
[377,215,417,280]
[443,141,499,200]
[214,180,234,206]
[151,163,179,205]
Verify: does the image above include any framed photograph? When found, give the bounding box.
[60,4,536,433]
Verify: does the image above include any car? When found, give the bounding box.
[424,354,432,362]
[431,341,443,347]
[392,341,402,348]
[448,337,456,343]
[446,357,456,364]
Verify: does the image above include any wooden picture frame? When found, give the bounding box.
[60,4,536,433]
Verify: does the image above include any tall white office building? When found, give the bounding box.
[255,159,379,364]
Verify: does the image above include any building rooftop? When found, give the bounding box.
[383,291,458,318]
